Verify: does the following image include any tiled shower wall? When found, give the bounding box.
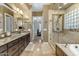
[49,31,79,48]
[48,4,79,48]
[52,31,79,44]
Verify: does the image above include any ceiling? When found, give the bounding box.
[7,3,73,12]
[31,3,73,12]
[31,3,50,12]
[49,3,73,10]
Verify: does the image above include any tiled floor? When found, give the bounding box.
[20,36,55,56]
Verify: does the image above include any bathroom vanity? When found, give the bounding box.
[0,32,30,56]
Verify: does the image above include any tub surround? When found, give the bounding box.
[56,43,76,56]
[0,32,30,56]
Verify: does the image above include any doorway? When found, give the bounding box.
[32,16,43,42]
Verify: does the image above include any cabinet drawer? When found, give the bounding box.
[0,50,7,56]
[19,43,25,48]
[19,39,25,43]
[12,51,19,56]
[8,39,18,48]
[18,46,25,55]
[19,37,22,41]
[8,44,18,56]
[0,45,7,53]
[19,40,25,43]
[25,42,28,47]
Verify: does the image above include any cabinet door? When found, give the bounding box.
[13,51,19,56]
[8,39,18,48]
[0,45,7,56]
[8,43,19,56]
[0,51,7,56]
[18,45,25,56]
[18,35,26,55]
[25,33,30,46]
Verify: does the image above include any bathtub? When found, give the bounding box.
[69,44,79,56]
[56,43,79,56]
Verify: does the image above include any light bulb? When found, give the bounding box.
[16,8,19,12]
[20,10,23,14]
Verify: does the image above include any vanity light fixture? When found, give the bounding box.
[20,10,23,14]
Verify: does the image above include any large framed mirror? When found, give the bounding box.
[13,12,24,32]
[0,13,3,34]
[4,13,14,33]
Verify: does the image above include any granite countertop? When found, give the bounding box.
[0,32,29,47]
[56,43,75,56]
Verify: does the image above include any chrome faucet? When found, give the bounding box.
[65,43,68,47]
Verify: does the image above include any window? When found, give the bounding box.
[64,8,79,30]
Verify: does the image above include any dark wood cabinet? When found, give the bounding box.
[25,33,30,46]
[0,33,30,56]
[7,39,19,48]
[8,43,19,56]
[18,36,26,55]
[0,45,7,56]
